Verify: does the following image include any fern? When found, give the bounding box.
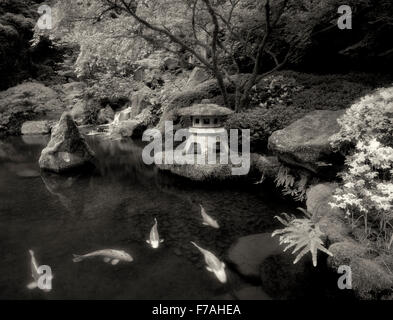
[275,166,295,189]
[275,166,308,202]
[272,208,333,267]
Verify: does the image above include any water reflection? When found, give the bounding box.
[41,172,86,214]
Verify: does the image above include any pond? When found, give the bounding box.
[0,135,344,300]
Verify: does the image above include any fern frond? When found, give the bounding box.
[274,215,290,226]
[282,212,296,222]
[297,207,312,218]
[292,238,309,254]
[272,211,333,267]
[293,246,310,265]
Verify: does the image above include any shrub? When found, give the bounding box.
[292,79,371,112]
[331,87,393,150]
[168,78,230,110]
[85,74,133,102]
[331,138,393,245]
[0,1,37,90]
[249,74,304,109]
[330,87,393,248]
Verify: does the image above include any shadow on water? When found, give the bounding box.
[0,136,347,299]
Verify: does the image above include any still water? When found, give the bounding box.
[0,135,307,299]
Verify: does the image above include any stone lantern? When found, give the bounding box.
[177,104,234,157]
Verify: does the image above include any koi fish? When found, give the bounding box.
[191,241,227,283]
[72,249,133,265]
[146,218,164,249]
[200,204,219,229]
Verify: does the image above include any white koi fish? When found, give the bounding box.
[72,249,133,265]
[200,205,219,229]
[27,250,53,292]
[146,218,164,249]
[191,241,227,284]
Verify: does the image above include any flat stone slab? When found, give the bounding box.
[227,233,283,279]
[21,120,51,135]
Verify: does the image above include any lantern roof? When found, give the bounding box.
[177,104,234,117]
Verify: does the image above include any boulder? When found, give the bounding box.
[39,113,94,173]
[268,110,345,174]
[306,183,350,243]
[97,106,115,125]
[115,107,133,122]
[163,57,180,71]
[135,58,163,70]
[21,120,51,135]
[227,233,283,279]
[156,159,233,181]
[327,241,370,265]
[109,119,141,138]
[259,251,319,299]
[144,69,165,89]
[133,67,146,82]
[110,107,155,139]
[62,82,86,101]
[328,241,393,299]
[306,183,338,219]
[69,100,87,123]
[155,149,250,181]
[186,67,211,87]
[68,98,102,126]
[130,87,153,117]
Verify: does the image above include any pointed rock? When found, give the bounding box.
[39,113,94,173]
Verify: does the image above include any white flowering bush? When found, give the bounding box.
[331,87,393,151]
[330,87,393,246]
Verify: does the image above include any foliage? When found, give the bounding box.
[292,77,372,112]
[272,208,333,267]
[224,71,384,152]
[44,0,307,110]
[331,87,393,151]
[84,74,133,105]
[330,87,393,249]
[275,166,309,202]
[331,138,393,245]
[44,0,189,78]
[170,78,230,109]
[249,74,304,108]
[280,0,393,72]
[0,0,37,89]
